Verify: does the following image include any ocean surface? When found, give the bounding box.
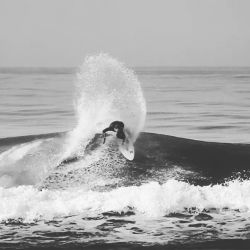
[0,55,250,249]
[1,66,250,143]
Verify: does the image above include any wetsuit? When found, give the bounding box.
[102,121,126,143]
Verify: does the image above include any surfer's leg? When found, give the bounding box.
[116,129,126,143]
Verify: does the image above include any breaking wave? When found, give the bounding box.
[1,179,250,222]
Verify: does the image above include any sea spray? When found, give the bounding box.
[62,54,146,159]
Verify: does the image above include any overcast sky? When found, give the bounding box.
[0,0,250,67]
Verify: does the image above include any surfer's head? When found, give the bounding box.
[102,121,126,143]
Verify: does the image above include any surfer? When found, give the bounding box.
[102,121,126,144]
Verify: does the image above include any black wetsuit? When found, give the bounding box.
[102,121,126,143]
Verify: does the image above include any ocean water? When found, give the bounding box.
[1,66,250,143]
[0,55,250,249]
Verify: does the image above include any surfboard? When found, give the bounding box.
[119,140,135,160]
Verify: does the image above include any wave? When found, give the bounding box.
[0,54,250,223]
[0,130,250,223]
[0,131,250,188]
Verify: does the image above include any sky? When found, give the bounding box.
[0,0,250,67]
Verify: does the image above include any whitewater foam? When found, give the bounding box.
[1,180,250,222]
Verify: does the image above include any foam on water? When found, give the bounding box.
[0,179,250,222]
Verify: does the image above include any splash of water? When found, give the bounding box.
[63,54,146,159]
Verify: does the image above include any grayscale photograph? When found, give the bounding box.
[0,0,250,249]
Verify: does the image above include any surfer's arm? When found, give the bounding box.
[102,127,114,144]
[102,127,114,133]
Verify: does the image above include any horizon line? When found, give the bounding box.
[0,65,250,69]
